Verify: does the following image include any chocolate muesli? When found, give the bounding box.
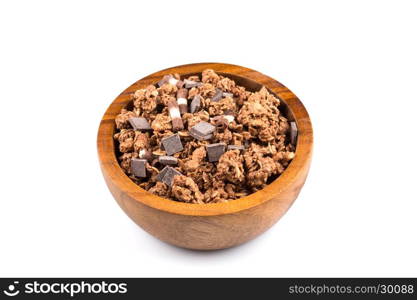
[114,69,297,203]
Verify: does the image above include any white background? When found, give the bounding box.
[1,0,416,277]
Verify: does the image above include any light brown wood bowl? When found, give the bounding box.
[97,63,313,250]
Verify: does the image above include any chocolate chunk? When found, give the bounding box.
[163,167,182,187]
[177,88,188,99]
[159,155,178,165]
[222,92,234,98]
[172,118,184,132]
[161,134,183,156]
[189,130,213,141]
[206,143,226,162]
[128,117,151,131]
[184,79,202,88]
[177,88,188,114]
[189,121,215,140]
[190,121,216,137]
[157,166,182,187]
[168,99,184,131]
[131,158,147,178]
[157,74,179,87]
[157,75,172,87]
[227,145,245,151]
[290,122,298,145]
[156,165,170,182]
[190,95,201,113]
[211,89,223,102]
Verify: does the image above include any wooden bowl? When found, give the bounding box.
[97,63,313,250]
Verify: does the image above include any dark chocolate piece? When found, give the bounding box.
[190,95,201,113]
[161,134,183,156]
[159,155,178,165]
[206,143,226,162]
[189,130,213,141]
[176,88,188,114]
[189,121,215,140]
[172,118,184,132]
[211,89,223,102]
[222,92,234,98]
[227,145,245,151]
[163,167,182,187]
[157,75,171,87]
[190,121,216,137]
[157,166,182,187]
[131,158,147,178]
[157,74,179,87]
[184,79,202,88]
[128,117,152,131]
[156,165,170,182]
[168,99,184,131]
[290,122,297,145]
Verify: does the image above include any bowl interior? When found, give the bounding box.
[117,71,297,189]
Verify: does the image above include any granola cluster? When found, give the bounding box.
[114,69,296,203]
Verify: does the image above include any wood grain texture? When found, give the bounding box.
[97,63,313,250]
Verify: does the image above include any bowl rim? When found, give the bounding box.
[97,62,313,216]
